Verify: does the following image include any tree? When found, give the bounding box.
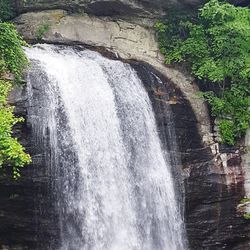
[155,0,250,145]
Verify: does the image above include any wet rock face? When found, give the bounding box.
[185,152,249,250]
[0,87,60,250]
[132,63,250,250]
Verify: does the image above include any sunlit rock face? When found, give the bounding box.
[14,9,212,146]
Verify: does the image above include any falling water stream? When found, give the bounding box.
[25,44,186,250]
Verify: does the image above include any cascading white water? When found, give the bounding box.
[25,44,186,250]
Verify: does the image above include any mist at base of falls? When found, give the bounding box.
[25,44,186,250]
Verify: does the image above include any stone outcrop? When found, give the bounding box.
[13,0,249,18]
[0,86,60,250]
[14,9,212,147]
[14,0,202,18]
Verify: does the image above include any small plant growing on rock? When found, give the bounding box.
[243,213,250,220]
[237,198,250,220]
[240,198,250,204]
[35,23,51,41]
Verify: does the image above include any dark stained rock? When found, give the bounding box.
[0,86,60,250]
[131,62,250,250]
[13,0,203,17]
[12,0,249,19]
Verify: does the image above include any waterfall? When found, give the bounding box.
[25,44,186,250]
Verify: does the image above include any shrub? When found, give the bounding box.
[0,0,15,22]
[0,22,31,178]
[0,80,31,179]
[240,198,250,204]
[243,213,250,220]
[0,22,29,81]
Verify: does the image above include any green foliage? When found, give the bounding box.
[35,23,50,40]
[0,22,28,81]
[240,198,250,204]
[0,0,15,22]
[0,80,31,179]
[243,213,250,220]
[0,21,31,178]
[155,0,250,145]
[218,120,235,146]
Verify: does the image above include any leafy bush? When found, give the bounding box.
[240,198,250,204]
[0,80,31,178]
[155,0,250,145]
[243,213,250,220]
[0,22,29,81]
[0,0,15,22]
[0,22,31,178]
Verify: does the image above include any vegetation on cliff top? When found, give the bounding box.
[0,10,31,178]
[155,0,250,145]
[0,0,15,22]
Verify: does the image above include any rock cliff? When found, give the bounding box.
[14,0,201,18]
[13,0,249,18]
